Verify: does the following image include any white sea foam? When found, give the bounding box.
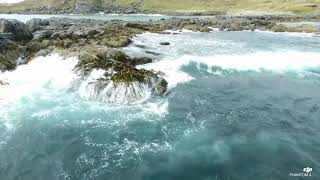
[254,29,316,37]
[137,51,320,89]
[137,59,194,90]
[78,69,158,104]
[108,13,165,17]
[140,100,169,116]
[0,52,164,107]
[0,54,78,106]
[185,52,320,72]
[0,0,23,3]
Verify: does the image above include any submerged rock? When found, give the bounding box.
[130,57,152,66]
[134,44,146,48]
[153,78,168,96]
[160,42,170,45]
[145,51,161,56]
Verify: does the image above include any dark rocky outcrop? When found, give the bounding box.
[130,57,152,66]
[0,36,27,71]
[32,30,54,41]
[74,48,168,102]
[34,49,51,57]
[145,51,161,56]
[26,18,50,32]
[0,19,33,42]
[160,42,170,45]
[75,48,157,79]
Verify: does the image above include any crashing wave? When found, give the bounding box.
[77,69,166,104]
[73,48,168,104]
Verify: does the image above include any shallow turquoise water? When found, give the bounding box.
[0,14,170,22]
[1,31,320,180]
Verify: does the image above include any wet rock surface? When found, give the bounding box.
[74,47,167,103]
[160,42,170,45]
[0,36,27,71]
[0,18,33,42]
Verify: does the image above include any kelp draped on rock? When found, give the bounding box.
[73,47,168,104]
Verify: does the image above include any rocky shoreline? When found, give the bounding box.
[1,15,319,103]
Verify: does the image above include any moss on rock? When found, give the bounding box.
[271,24,288,32]
[182,24,211,32]
[300,25,318,33]
[0,54,16,71]
[271,24,319,33]
[111,67,157,86]
[102,36,132,47]
[73,48,164,92]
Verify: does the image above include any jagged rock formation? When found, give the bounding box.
[0,19,32,71]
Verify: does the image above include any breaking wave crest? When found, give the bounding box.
[0,54,78,106]
[138,51,320,89]
[78,69,154,104]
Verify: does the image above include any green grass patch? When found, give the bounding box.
[1,0,320,14]
[271,24,319,33]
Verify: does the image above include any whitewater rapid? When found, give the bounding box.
[131,51,320,92]
[78,69,154,104]
[0,54,78,106]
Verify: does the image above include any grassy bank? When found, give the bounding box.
[0,0,76,13]
[119,0,320,14]
[0,0,319,14]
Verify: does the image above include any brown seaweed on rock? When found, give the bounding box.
[74,48,168,98]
